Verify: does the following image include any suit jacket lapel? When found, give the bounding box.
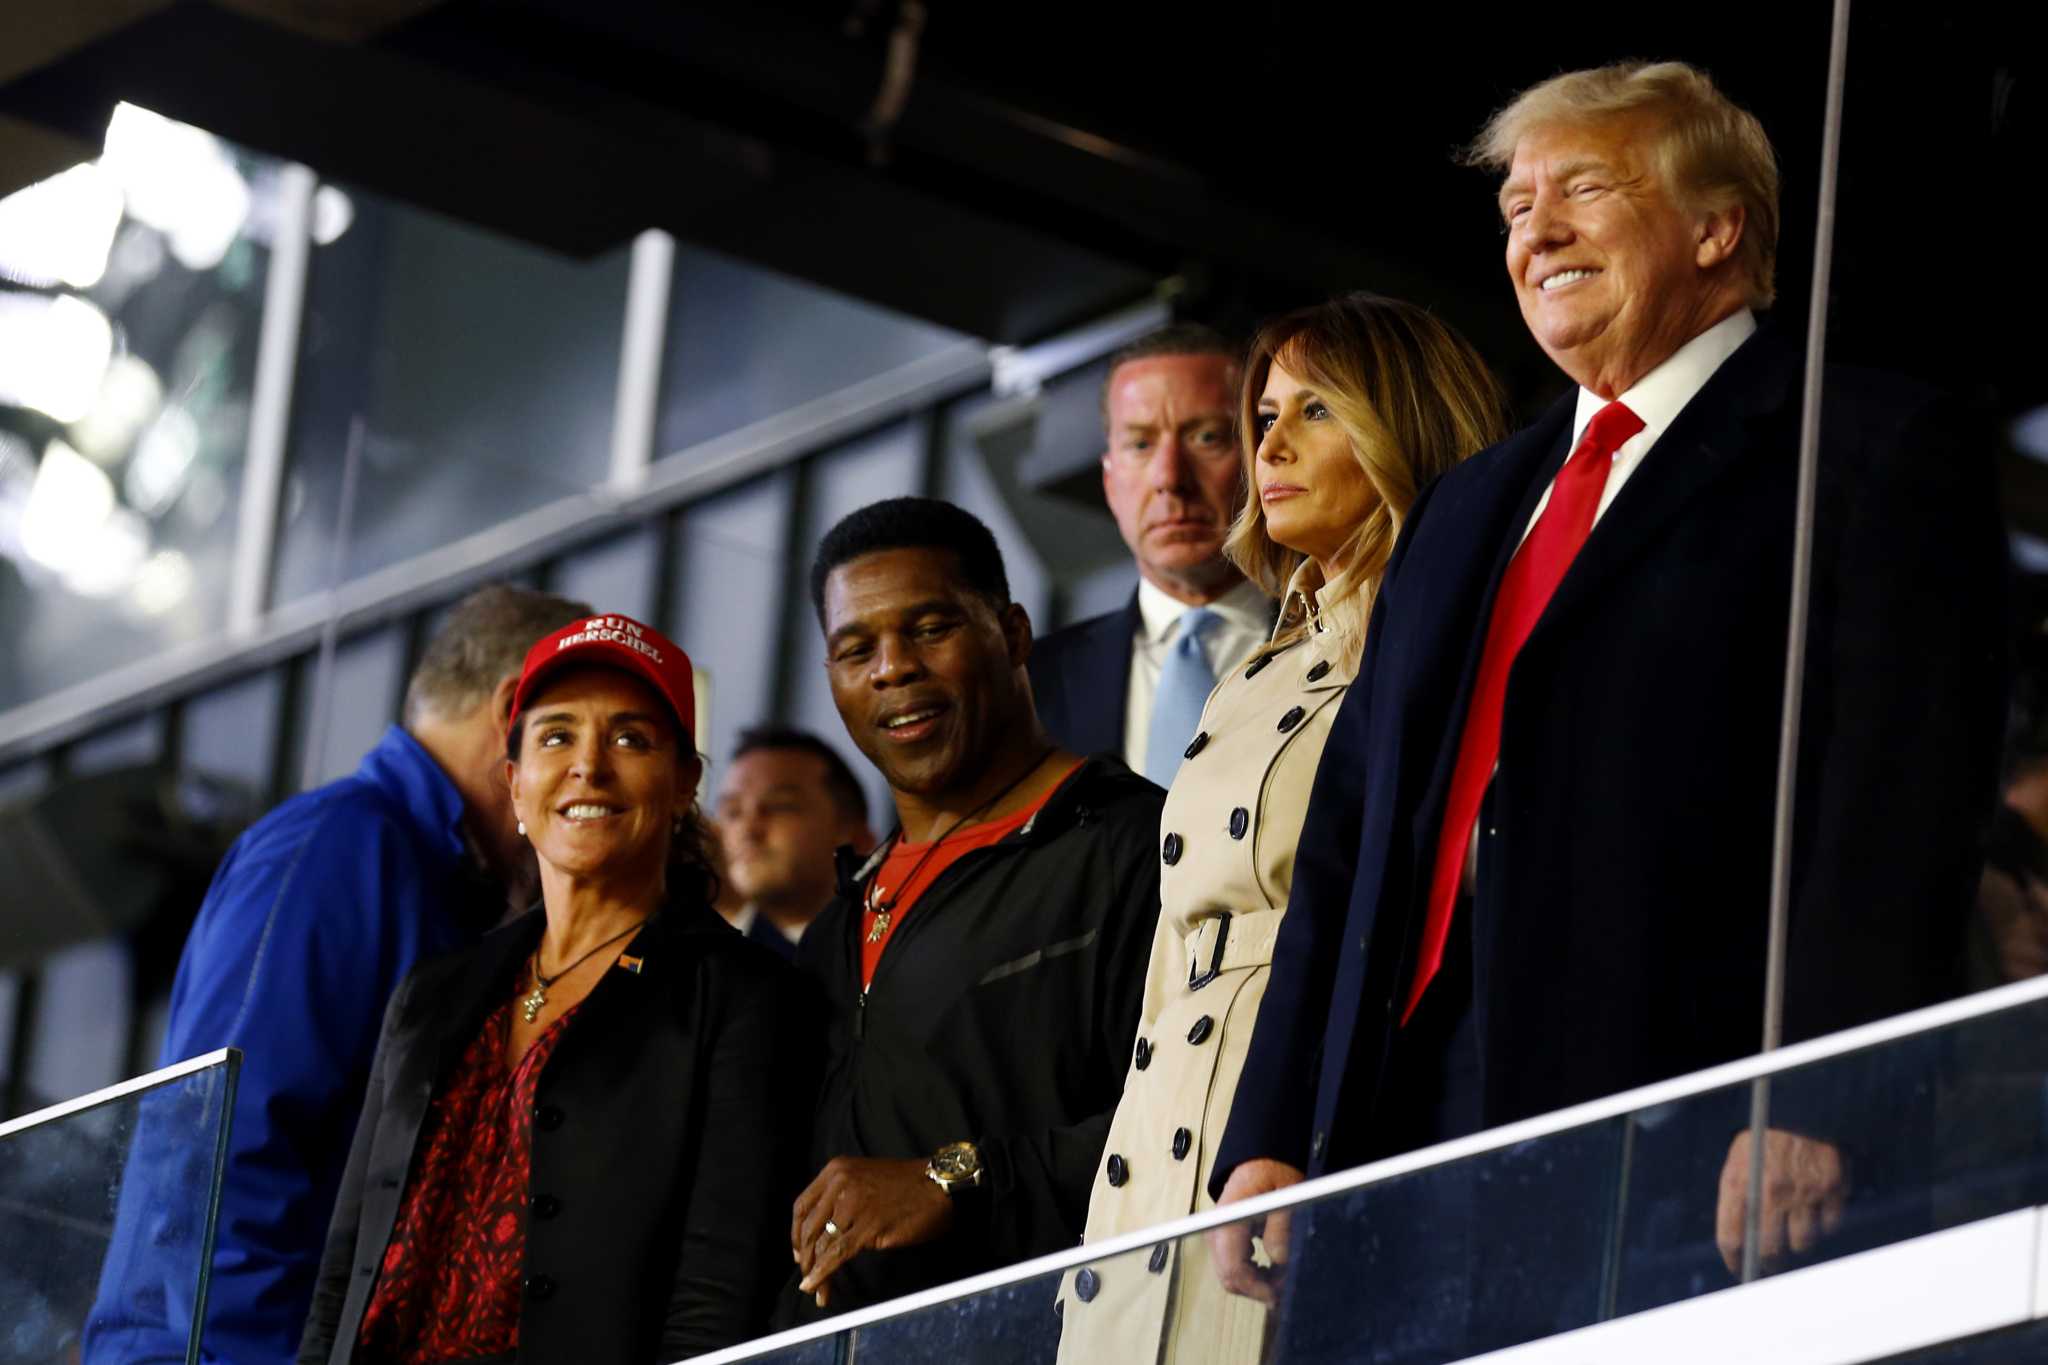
[1405,396,1576,849]
[1534,329,1799,637]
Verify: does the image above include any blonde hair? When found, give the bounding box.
[1224,293,1508,661]
[1464,60,1780,309]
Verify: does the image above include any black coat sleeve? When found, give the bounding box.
[296,975,414,1365]
[974,808,1162,1263]
[1208,478,1439,1198]
[1785,391,2006,1045]
[661,962,824,1355]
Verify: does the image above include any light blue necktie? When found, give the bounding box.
[1145,607,1220,788]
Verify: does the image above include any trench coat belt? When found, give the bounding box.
[1184,909,1287,989]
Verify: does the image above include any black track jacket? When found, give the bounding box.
[785,755,1164,1319]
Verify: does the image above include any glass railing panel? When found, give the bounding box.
[692,982,2048,1365]
[0,1049,237,1365]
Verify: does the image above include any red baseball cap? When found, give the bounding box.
[511,613,695,741]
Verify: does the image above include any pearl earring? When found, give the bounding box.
[517,820,527,836]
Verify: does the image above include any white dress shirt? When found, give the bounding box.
[1518,309,1757,546]
[1122,576,1274,777]
[1470,309,1758,887]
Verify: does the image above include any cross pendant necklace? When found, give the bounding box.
[861,747,1055,950]
[520,922,640,1023]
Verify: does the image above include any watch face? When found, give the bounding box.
[934,1142,980,1180]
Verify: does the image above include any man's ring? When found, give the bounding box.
[824,1220,841,1237]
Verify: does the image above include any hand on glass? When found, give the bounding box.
[792,1156,955,1308]
[1207,1158,1306,1307]
[1716,1128,1849,1275]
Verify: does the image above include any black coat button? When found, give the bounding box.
[532,1104,565,1132]
[1183,731,1209,760]
[1277,706,1306,733]
[1162,833,1183,866]
[1106,1153,1129,1187]
[532,1193,562,1219]
[1307,660,1332,683]
[1172,1128,1192,1161]
[1245,653,1273,679]
[525,1274,557,1301]
[1134,1037,1152,1070]
[1187,1016,1214,1045]
[1148,1243,1170,1274]
[1228,807,1249,840]
[1076,1267,1100,1302]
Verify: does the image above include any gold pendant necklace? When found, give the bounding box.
[520,921,641,1023]
[861,746,1054,951]
[865,882,892,944]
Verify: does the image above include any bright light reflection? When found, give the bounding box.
[0,163,125,289]
[125,406,200,516]
[129,548,193,615]
[72,353,164,465]
[65,506,149,597]
[0,292,116,423]
[312,185,354,245]
[101,103,251,272]
[21,440,114,572]
[2013,406,2048,463]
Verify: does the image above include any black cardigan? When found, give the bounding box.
[298,903,819,1364]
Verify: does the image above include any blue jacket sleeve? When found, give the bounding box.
[87,793,448,1365]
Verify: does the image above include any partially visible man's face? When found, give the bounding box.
[1499,116,1730,396]
[716,748,863,912]
[821,547,1030,799]
[1101,354,1245,601]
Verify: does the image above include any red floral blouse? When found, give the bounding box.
[355,994,579,1363]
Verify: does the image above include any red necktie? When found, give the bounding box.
[1404,400,1645,1024]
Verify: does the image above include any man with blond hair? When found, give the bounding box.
[1209,60,2004,1342]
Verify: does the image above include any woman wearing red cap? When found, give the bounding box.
[300,613,814,1365]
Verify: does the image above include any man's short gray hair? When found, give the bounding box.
[1464,60,1780,309]
[402,583,593,727]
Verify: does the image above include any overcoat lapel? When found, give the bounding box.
[1404,396,1576,852]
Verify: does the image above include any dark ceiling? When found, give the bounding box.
[0,1,2039,424]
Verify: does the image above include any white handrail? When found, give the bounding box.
[0,1047,237,1141]
[683,973,2048,1363]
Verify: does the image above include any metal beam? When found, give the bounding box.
[226,161,314,638]
[606,228,675,495]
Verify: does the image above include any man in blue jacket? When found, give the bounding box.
[86,583,589,1364]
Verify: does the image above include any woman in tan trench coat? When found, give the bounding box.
[1056,294,1507,1364]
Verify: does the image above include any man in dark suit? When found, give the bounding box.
[1209,58,2005,1312]
[1029,326,1273,782]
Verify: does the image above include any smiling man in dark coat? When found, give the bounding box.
[1209,58,2005,1309]
[783,497,1162,1321]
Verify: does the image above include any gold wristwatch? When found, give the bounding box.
[926,1140,984,1195]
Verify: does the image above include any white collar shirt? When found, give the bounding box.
[1122,576,1274,776]
[1518,308,1758,546]
[1474,309,1758,889]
